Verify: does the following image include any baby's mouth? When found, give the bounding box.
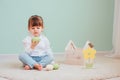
[34,32,38,34]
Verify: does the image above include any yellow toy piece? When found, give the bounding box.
[83,47,96,60]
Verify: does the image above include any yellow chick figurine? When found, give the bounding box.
[83,43,96,69]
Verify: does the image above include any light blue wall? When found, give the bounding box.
[0,0,114,54]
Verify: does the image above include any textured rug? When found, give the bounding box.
[0,53,120,80]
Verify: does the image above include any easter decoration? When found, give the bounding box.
[32,37,40,42]
[45,64,54,71]
[83,41,96,69]
[64,40,84,65]
[45,63,60,71]
[53,63,59,70]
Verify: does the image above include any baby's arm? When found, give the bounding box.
[30,40,39,49]
[44,36,54,57]
[23,36,39,53]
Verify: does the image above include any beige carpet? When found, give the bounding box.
[0,53,120,80]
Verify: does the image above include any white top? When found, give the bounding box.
[23,34,53,57]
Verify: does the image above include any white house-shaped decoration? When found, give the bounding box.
[64,40,84,65]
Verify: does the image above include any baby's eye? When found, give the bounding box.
[37,27,40,29]
[32,28,35,29]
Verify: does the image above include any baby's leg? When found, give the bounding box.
[19,53,37,69]
[38,55,54,68]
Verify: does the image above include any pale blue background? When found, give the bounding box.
[0,0,114,54]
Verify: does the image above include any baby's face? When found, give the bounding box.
[29,26,43,37]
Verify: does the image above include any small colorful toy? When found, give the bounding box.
[45,64,54,71]
[83,41,96,69]
[32,37,40,42]
[53,63,59,70]
[45,63,59,71]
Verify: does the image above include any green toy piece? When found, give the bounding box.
[85,63,93,69]
[32,37,40,42]
[53,63,59,70]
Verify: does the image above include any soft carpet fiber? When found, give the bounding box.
[0,53,120,80]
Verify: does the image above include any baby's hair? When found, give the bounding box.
[28,15,44,30]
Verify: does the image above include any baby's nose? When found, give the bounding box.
[34,28,38,31]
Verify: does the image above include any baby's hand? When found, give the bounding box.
[32,37,40,42]
[31,41,39,49]
[31,37,40,49]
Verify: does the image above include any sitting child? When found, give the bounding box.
[19,15,54,71]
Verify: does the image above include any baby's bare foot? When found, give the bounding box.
[34,64,42,71]
[24,65,31,70]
